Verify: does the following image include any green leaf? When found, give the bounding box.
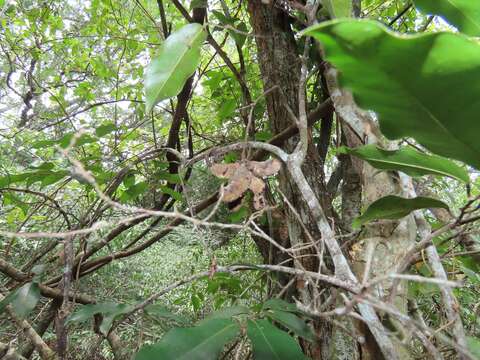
[144,304,189,325]
[247,319,308,360]
[204,305,250,320]
[66,302,134,335]
[230,22,248,48]
[0,282,40,318]
[323,0,353,18]
[135,318,240,360]
[123,173,136,188]
[266,310,316,342]
[159,185,183,202]
[125,181,148,199]
[262,299,302,314]
[467,337,480,359]
[415,0,480,36]
[95,122,116,137]
[145,23,207,112]
[303,20,480,169]
[217,98,237,121]
[338,145,469,182]
[353,195,449,228]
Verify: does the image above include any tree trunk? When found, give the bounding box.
[247,2,356,358]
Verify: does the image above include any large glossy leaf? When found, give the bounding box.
[303,20,480,169]
[145,23,206,112]
[66,302,134,335]
[266,310,316,342]
[0,282,40,318]
[338,145,469,182]
[135,318,239,360]
[415,0,480,36]
[247,319,307,360]
[353,195,449,228]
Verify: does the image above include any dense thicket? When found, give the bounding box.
[1,1,480,359]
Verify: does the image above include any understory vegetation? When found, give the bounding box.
[1,0,480,359]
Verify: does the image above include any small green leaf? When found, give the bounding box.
[95,122,116,137]
[0,282,40,318]
[125,181,148,199]
[135,318,240,360]
[145,23,207,112]
[230,22,248,48]
[144,304,189,325]
[247,319,308,360]
[339,145,469,183]
[228,206,249,223]
[266,310,316,342]
[415,0,480,36]
[66,302,134,335]
[159,186,183,202]
[123,173,136,188]
[303,20,480,170]
[217,98,236,121]
[353,195,449,228]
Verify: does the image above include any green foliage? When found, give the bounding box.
[145,23,207,112]
[323,0,353,18]
[415,0,480,36]
[266,309,316,342]
[0,282,40,318]
[304,20,480,169]
[66,302,134,335]
[247,319,308,360]
[338,145,469,182]
[135,299,313,359]
[135,318,240,360]
[467,336,480,358]
[353,195,449,228]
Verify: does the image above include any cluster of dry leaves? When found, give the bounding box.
[210,158,281,210]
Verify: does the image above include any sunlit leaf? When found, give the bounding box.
[145,23,207,112]
[415,0,480,36]
[353,195,449,228]
[323,0,353,18]
[304,20,480,169]
[339,145,469,182]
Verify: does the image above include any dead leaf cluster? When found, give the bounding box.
[210,159,281,210]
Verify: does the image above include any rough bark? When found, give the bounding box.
[325,68,416,359]
[246,2,339,358]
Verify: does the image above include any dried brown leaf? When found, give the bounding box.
[222,165,251,202]
[247,159,281,177]
[249,176,265,195]
[210,163,240,179]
